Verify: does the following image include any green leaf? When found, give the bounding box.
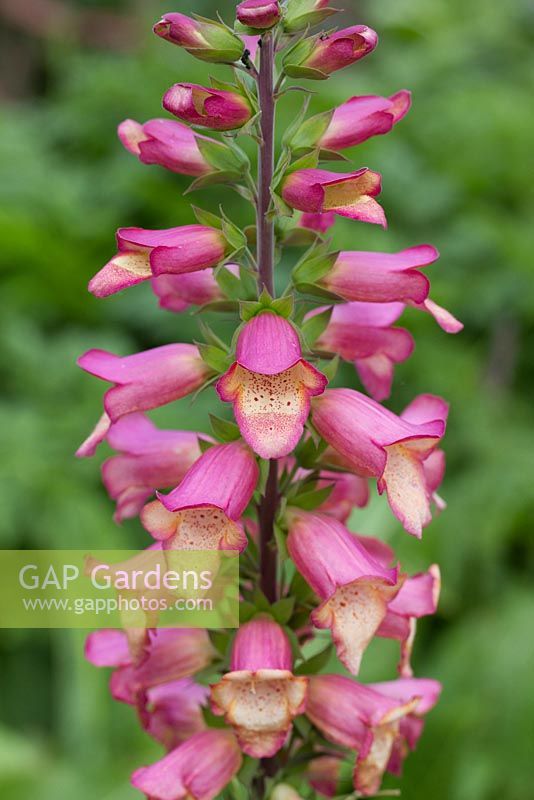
[273,521,289,561]
[196,342,231,373]
[196,136,249,173]
[239,601,257,623]
[292,250,338,285]
[301,306,333,348]
[209,414,241,442]
[191,205,223,229]
[198,320,229,350]
[284,148,320,176]
[196,300,240,314]
[220,210,247,252]
[289,482,334,511]
[271,596,295,625]
[215,263,244,300]
[281,94,312,148]
[185,170,243,194]
[239,299,264,321]
[295,643,334,675]
[319,354,340,382]
[201,705,228,728]
[288,109,334,151]
[253,586,272,612]
[270,295,295,319]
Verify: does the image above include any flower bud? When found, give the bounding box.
[163,83,253,132]
[237,0,281,30]
[283,26,377,80]
[154,13,244,64]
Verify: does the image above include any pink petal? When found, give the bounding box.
[236,312,302,375]
[231,618,293,671]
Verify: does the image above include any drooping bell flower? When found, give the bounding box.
[237,0,281,29]
[151,264,240,313]
[299,211,336,235]
[315,470,370,522]
[76,412,206,522]
[283,0,339,34]
[85,628,215,706]
[281,168,385,227]
[118,118,212,176]
[141,441,258,552]
[153,13,244,64]
[318,92,411,151]
[307,675,438,797]
[216,311,327,459]
[377,565,441,676]
[286,510,402,673]
[145,678,208,750]
[364,678,442,783]
[210,617,308,757]
[308,755,343,798]
[283,26,378,79]
[317,246,463,333]
[400,393,450,511]
[312,302,415,401]
[88,225,229,298]
[78,344,211,422]
[163,83,253,132]
[311,389,447,537]
[131,729,242,800]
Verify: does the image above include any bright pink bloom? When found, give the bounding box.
[237,0,281,29]
[320,92,411,151]
[85,628,214,705]
[118,118,211,176]
[78,344,210,422]
[312,389,448,537]
[318,246,463,333]
[401,393,449,511]
[307,674,439,796]
[281,168,385,227]
[210,618,308,757]
[378,565,441,676]
[145,679,208,750]
[287,510,402,673]
[88,225,228,298]
[299,211,336,234]
[163,83,253,131]
[151,264,239,313]
[141,442,258,552]
[217,312,327,458]
[316,470,370,522]
[284,26,378,79]
[313,302,414,401]
[308,756,343,798]
[356,678,442,793]
[76,412,206,522]
[131,729,242,800]
[153,13,244,64]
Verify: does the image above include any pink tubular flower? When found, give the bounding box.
[118,118,211,176]
[356,679,441,794]
[307,675,439,796]
[281,168,386,227]
[286,510,402,674]
[141,441,258,552]
[88,225,228,298]
[145,679,208,750]
[210,618,308,757]
[283,26,378,79]
[237,0,281,29]
[163,83,253,132]
[312,389,448,537]
[313,302,414,401]
[378,565,441,676]
[76,412,205,522]
[85,628,215,705]
[216,312,327,459]
[78,344,211,422]
[308,755,343,797]
[151,264,239,313]
[299,211,336,235]
[319,92,411,151]
[153,13,244,64]
[131,729,242,800]
[318,246,463,333]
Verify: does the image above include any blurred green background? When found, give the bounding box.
[1,0,533,798]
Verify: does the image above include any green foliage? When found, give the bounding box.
[0,0,533,798]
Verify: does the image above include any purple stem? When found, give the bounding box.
[256,32,278,604]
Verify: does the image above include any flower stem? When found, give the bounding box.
[257,32,279,605]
